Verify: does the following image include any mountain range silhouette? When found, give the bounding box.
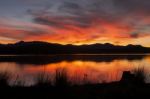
[0,41,149,54]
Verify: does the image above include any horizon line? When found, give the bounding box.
[0,40,148,48]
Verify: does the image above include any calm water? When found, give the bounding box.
[0,54,150,86]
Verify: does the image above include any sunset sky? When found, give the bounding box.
[0,0,150,47]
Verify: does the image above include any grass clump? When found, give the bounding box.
[0,72,10,87]
[55,68,69,87]
[35,72,52,87]
[133,67,146,85]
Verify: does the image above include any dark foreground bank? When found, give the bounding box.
[1,82,150,99]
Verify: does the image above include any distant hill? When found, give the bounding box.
[0,41,149,54]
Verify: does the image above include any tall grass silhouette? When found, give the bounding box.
[133,67,146,85]
[0,72,10,87]
[55,68,70,87]
[35,72,52,87]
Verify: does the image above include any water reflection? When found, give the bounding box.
[0,55,150,86]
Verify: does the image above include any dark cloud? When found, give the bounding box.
[27,0,150,39]
[60,2,81,10]
[32,13,93,29]
[113,0,150,14]
[130,32,139,38]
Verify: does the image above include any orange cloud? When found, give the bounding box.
[0,13,150,47]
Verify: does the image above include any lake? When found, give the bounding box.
[0,54,150,86]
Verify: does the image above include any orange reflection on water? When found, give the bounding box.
[25,57,150,84]
[0,55,150,85]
